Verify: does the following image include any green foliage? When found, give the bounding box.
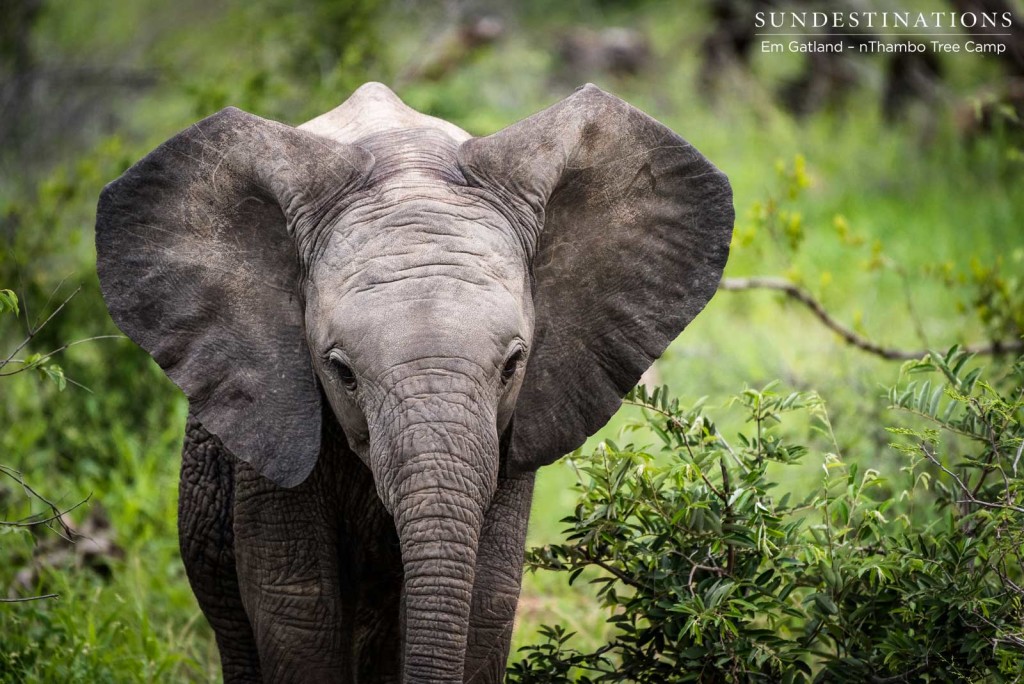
[510,350,1024,682]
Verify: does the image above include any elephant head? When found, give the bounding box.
[95,82,732,682]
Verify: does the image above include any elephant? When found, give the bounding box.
[94,82,733,683]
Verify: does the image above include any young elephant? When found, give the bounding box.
[95,83,733,683]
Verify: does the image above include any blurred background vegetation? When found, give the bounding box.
[0,0,1022,680]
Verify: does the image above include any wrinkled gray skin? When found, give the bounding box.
[95,83,733,683]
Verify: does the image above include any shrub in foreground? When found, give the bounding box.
[509,348,1024,683]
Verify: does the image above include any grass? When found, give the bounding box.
[2,0,1022,679]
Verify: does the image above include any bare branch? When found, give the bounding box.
[0,464,86,538]
[31,275,71,332]
[719,277,1024,361]
[0,495,90,529]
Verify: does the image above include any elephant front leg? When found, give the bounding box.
[232,463,350,683]
[463,472,536,683]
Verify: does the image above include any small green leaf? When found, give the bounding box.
[0,289,18,315]
[38,364,67,391]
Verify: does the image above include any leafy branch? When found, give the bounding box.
[0,286,122,390]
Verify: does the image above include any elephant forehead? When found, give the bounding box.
[352,283,521,336]
[321,251,528,334]
[319,194,527,288]
[331,240,521,292]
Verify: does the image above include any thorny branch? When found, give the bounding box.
[719,277,1024,361]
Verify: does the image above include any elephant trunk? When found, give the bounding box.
[395,469,486,683]
[375,388,500,684]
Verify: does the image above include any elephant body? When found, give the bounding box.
[96,83,733,682]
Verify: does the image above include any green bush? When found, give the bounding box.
[509,348,1024,683]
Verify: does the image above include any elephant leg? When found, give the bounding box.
[463,472,536,683]
[179,414,262,683]
[232,457,350,683]
[334,457,404,683]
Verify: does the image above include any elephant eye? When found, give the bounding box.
[328,352,358,391]
[501,349,523,385]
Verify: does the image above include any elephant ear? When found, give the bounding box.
[459,84,733,473]
[96,107,373,487]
